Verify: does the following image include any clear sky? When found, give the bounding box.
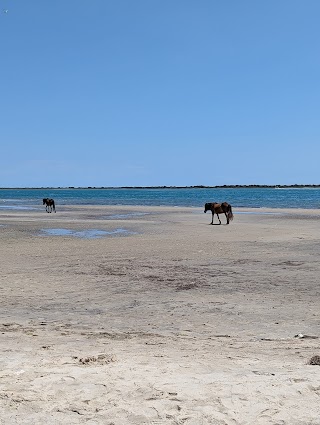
[0,0,319,187]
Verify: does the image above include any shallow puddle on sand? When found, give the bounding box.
[0,205,39,210]
[40,228,136,239]
[103,212,150,219]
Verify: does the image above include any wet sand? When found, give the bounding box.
[0,205,320,424]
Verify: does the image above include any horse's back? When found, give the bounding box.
[205,201,231,213]
[221,202,230,210]
[207,202,222,213]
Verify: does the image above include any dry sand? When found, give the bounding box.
[0,205,320,424]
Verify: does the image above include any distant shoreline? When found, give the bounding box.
[1,185,320,190]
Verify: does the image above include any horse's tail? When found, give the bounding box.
[52,200,56,212]
[227,205,233,222]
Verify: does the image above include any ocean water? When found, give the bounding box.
[0,188,319,210]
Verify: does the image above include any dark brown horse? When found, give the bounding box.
[43,198,56,213]
[204,202,233,225]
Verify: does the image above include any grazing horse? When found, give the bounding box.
[204,202,233,225]
[43,198,56,213]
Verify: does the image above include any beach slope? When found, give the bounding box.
[0,206,320,424]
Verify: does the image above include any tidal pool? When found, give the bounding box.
[40,228,136,239]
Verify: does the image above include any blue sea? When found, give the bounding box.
[0,188,319,210]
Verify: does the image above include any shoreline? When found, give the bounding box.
[1,204,320,214]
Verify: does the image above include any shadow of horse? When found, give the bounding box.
[43,198,56,213]
[204,202,233,225]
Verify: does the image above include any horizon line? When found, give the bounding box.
[1,184,320,190]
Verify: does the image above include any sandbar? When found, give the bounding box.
[0,205,320,424]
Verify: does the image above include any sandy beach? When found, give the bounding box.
[0,205,320,424]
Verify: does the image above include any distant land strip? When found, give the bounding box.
[1,185,320,190]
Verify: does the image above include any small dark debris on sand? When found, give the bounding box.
[295,333,318,339]
[78,354,116,365]
[308,355,320,366]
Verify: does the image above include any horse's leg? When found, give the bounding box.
[217,213,221,224]
[225,212,229,224]
[211,211,214,224]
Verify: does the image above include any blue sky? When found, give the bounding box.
[1,0,319,187]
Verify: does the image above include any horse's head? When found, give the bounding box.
[43,198,46,204]
[204,203,211,213]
